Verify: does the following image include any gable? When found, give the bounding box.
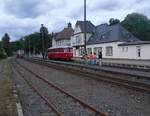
[74,25,82,34]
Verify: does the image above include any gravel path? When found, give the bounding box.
[18,59,150,116]
[12,62,58,116]
[0,59,17,116]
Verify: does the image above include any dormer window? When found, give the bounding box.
[123,32,131,38]
[101,35,105,39]
[126,33,131,38]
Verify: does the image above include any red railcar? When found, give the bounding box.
[47,47,73,60]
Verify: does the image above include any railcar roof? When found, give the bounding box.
[48,46,73,49]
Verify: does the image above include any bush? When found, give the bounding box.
[0,54,7,59]
[0,49,7,59]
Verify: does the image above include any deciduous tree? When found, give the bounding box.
[121,13,150,41]
[1,33,12,56]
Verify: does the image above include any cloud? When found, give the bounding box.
[3,0,54,18]
[67,6,83,20]
[0,0,150,41]
[88,0,121,12]
[3,0,67,18]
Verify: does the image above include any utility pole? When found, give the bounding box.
[28,38,30,57]
[41,24,45,59]
[84,0,87,54]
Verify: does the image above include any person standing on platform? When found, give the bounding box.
[98,51,102,66]
[88,52,93,65]
[93,52,97,65]
[83,53,88,65]
[45,51,48,60]
[42,52,44,59]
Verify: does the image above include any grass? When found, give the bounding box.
[0,59,17,116]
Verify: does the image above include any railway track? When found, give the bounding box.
[11,61,63,116]
[12,59,107,116]
[24,57,150,93]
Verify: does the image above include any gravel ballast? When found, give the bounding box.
[17,59,150,116]
[16,60,98,116]
[12,61,58,116]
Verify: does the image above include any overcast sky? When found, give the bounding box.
[0,0,150,41]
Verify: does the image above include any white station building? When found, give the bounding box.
[71,21,150,60]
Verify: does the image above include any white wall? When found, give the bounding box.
[71,33,92,46]
[87,42,123,58]
[87,42,150,60]
[71,25,93,57]
[52,37,56,47]
[52,38,71,48]
[118,44,150,60]
[71,25,92,47]
[141,45,150,59]
[74,25,81,34]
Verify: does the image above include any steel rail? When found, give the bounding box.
[24,58,150,93]
[15,59,107,116]
[11,61,64,116]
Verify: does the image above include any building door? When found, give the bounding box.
[94,47,102,57]
[136,46,141,58]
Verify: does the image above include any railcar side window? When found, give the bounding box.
[64,48,69,53]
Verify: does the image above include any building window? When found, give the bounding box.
[58,41,60,46]
[87,48,92,54]
[125,47,128,52]
[94,47,102,57]
[122,47,128,52]
[79,47,84,56]
[122,47,125,52]
[136,46,141,57]
[106,46,113,56]
[76,35,80,44]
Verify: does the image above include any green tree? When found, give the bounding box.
[0,41,7,59]
[40,24,49,53]
[1,33,12,56]
[109,18,120,25]
[23,32,52,54]
[10,25,52,55]
[121,13,150,41]
[10,39,24,52]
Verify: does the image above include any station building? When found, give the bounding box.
[51,21,150,62]
[71,21,150,60]
[52,23,74,48]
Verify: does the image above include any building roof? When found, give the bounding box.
[118,41,150,46]
[54,27,74,40]
[87,23,140,45]
[75,21,96,33]
[48,46,72,49]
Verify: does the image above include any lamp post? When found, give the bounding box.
[84,0,87,54]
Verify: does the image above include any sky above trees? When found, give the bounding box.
[0,0,150,41]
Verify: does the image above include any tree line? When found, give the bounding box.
[0,12,150,59]
[0,24,52,59]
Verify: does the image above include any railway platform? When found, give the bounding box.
[28,55,150,81]
[72,57,150,79]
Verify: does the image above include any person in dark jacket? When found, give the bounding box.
[98,51,102,66]
[42,52,45,59]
